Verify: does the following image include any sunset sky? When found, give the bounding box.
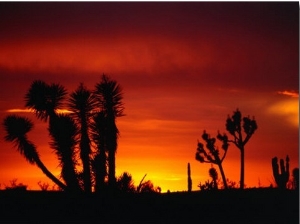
[0,2,298,192]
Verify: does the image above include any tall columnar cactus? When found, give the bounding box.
[272,155,289,189]
[187,163,192,192]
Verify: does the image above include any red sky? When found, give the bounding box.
[0,2,298,192]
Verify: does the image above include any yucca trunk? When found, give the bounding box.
[60,155,81,192]
[93,151,107,192]
[107,117,117,189]
[49,115,81,192]
[35,157,66,190]
[218,163,228,189]
[79,120,92,193]
[240,147,245,189]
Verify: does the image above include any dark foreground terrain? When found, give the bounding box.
[0,188,298,223]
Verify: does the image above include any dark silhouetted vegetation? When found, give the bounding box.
[198,167,219,191]
[187,163,192,192]
[94,75,124,190]
[196,131,229,189]
[291,168,299,190]
[116,172,136,193]
[115,172,161,193]
[68,83,96,193]
[1,76,298,224]
[225,109,257,189]
[3,115,67,190]
[272,155,290,189]
[3,75,125,193]
[4,179,27,191]
[196,109,257,190]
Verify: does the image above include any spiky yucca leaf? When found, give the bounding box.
[25,80,67,121]
[3,115,39,164]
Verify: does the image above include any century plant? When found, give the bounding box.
[196,130,229,189]
[225,109,257,189]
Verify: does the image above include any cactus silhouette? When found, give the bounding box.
[272,155,290,189]
[196,130,229,189]
[187,163,192,192]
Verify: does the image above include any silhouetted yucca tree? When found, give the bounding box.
[226,109,257,189]
[25,80,67,122]
[24,80,78,190]
[68,83,97,193]
[94,75,124,189]
[3,115,66,190]
[196,130,229,189]
[3,76,124,192]
[49,114,81,192]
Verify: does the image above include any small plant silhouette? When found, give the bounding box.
[117,172,136,193]
[37,181,50,191]
[209,167,218,189]
[5,179,27,191]
[198,167,219,191]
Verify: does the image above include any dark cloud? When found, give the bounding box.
[1,1,298,92]
[0,2,297,42]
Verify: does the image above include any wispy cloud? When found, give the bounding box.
[277,90,299,98]
[6,108,72,114]
[6,109,32,113]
